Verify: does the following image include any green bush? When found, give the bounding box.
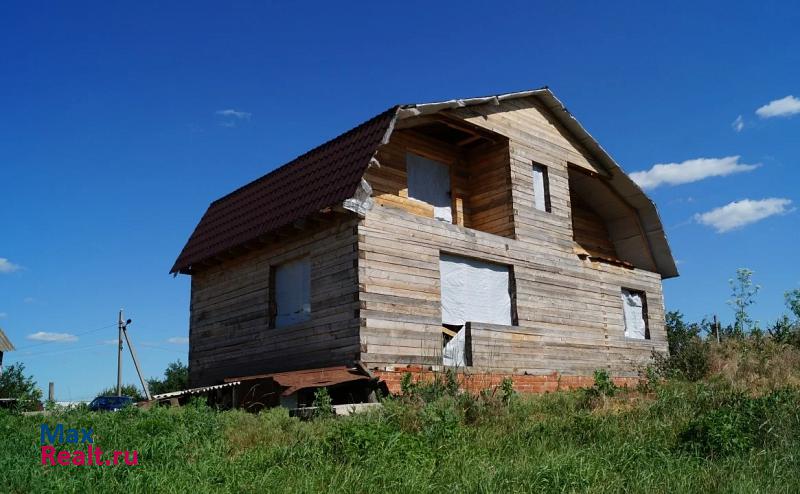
[655,311,711,381]
[312,387,334,419]
[587,369,616,398]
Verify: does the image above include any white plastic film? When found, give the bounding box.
[532,164,547,212]
[439,254,511,326]
[621,289,646,339]
[406,153,452,223]
[443,328,467,367]
[275,257,311,327]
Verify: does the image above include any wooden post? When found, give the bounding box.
[122,323,152,401]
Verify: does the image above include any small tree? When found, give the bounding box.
[766,315,797,346]
[147,360,188,395]
[655,311,710,381]
[727,268,760,336]
[785,289,800,321]
[0,363,43,410]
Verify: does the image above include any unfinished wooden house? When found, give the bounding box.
[172,88,678,395]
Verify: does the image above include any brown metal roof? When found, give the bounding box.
[171,106,398,274]
[172,88,677,278]
[0,328,15,352]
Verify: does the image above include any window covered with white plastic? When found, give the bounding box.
[439,254,514,366]
[621,288,649,339]
[272,257,311,328]
[406,153,453,223]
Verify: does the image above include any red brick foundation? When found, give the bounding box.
[374,366,641,395]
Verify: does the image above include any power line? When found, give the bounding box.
[140,342,186,354]
[18,343,109,358]
[14,323,117,351]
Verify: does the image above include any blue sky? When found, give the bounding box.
[1,1,798,400]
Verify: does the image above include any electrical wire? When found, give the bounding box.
[13,323,117,351]
[19,343,109,358]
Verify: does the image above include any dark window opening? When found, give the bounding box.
[532,163,551,212]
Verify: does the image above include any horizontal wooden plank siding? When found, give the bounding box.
[188,218,361,386]
[359,97,667,378]
[357,207,665,377]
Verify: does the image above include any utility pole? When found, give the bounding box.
[115,310,152,401]
[117,309,124,396]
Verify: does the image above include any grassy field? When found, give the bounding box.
[2,368,799,493]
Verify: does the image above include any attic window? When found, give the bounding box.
[621,288,649,339]
[271,257,311,328]
[406,153,452,223]
[532,163,551,212]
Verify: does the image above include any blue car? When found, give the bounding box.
[88,396,135,412]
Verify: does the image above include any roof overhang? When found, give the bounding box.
[0,328,14,352]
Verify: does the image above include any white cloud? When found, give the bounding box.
[167,337,189,344]
[27,331,78,343]
[756,95,800,118]
[23,297,35,304]
[0,258,21,273]
[215,109,251,127]
[630,156,760,190]
[694,198,794,233]
[732,115,744,132]
[0,312,7,318]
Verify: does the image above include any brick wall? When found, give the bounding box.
[374,366,641,395]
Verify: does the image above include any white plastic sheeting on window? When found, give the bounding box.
[621,289,647,339]
[274,257,311,328]
[406,153,452,223]
[443,328,467,367]
[439,254,512,327]
[532,164,548,212]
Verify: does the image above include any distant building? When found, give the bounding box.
[0,328,14,374]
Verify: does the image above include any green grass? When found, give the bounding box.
[1,379,799,493]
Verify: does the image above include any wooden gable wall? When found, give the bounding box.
[188,218,360,386]
[357,97,666,378]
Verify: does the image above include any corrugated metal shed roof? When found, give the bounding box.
[0,328,14,352]
[151,381,240,400]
